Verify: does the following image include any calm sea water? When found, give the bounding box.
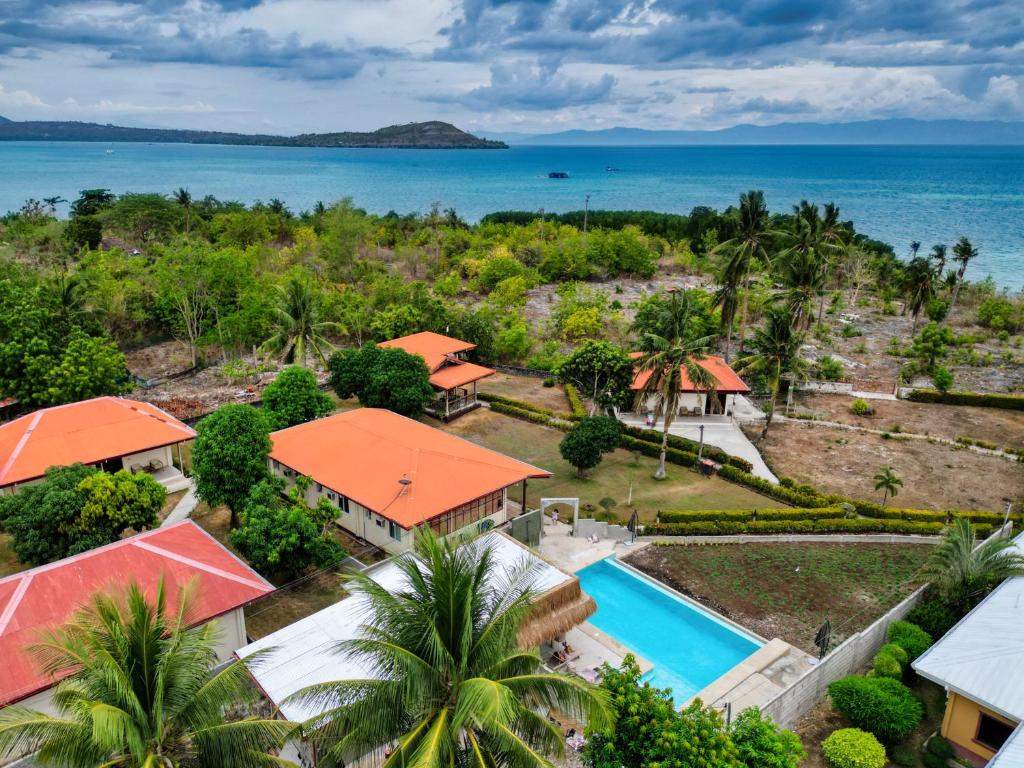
[1,141,1021,289]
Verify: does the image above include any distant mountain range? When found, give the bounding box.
[0,119,506,149]
[480,119,1024,146]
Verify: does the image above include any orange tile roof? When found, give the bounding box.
[379,331,477,373]
[269,409,550,529]
[629,353,750,394]
[0,520,273,706]
[0,397,196,488]
[428,360,495,390]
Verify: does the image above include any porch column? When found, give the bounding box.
[446,389,451,417]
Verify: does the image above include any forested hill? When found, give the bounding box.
[0,118,507,149]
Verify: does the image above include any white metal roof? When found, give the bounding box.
[991,725,1024,768]
[912,532,1024,723]
[238,532,571,722]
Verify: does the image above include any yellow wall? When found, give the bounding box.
[941,691,1020,763]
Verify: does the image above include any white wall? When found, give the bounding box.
[641,392,707,415]
[121,445,173,472]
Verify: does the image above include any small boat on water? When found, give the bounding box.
[547,171,569,179]
[606,166,620,172]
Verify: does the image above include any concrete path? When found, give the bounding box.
[162,480,199,526]
[618,414,779,484]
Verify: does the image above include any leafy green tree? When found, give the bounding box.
[584,655,739,768]
[76,469,166,536]
[493,312,532,362]
[229,479,345,580]
[101,192,183,243]
[261,365,334,430]
[0,578,296,767]
[192,404,272,520]
[946,236,978,319]
[69,188,114,217]
[560,416,621,477]
[932,366,954,393]
[902,256,936,336]
[910,322,954,372]
[47,332,131,404]
[924,517,1024,612]
[479,252,526,290]
[261,275,340,367]
[328,344,434,417]
[64,215,103,250]
[729,708,805,768]
[288,528,610,768]
[873,466,903,506]
[736,307,808,440]
[631,291,717,479]
[556,340,634,415]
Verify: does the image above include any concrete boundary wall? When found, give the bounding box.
[639,533,941,545]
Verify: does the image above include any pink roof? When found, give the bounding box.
[379,331,477,373]
[0,397,196,488]
[629,353,751,394]
[0,521,273,706]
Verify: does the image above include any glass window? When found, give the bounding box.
[316,482,323,493]
[977,713,1014,751]
[339,496,350,513]
[388,521,402,541]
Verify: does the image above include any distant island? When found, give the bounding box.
[0,119,507,149]
[482,118,1024,146]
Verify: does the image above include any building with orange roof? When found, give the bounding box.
[0,520,273,714]
[628,353,751,417]
[268,408,551,553]
[0,396,196,495]
[378,331,495,420]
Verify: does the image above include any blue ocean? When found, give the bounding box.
[1,142,1021,289]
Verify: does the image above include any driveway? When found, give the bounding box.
[162,480,200,526]
[618,414,778,484]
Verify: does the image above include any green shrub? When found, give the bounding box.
[906,596,959,640]
[827,676,923,743]
[818,355,845,381]
[729,707,806,768]
[932,366,954,393]
[564,382,587,418]
[889,744,916,767]
[907,389,1024,411]
[850,398,872,416]
[542,377,556,387]
[878,642,909,667]
[821,728,887,768]
[926,735,954,759]
[872,650,902,679]
[620,424,753,471]
[887,620,933,661]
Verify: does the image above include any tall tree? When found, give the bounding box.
[924,518,1024,612]
[174,187,193,236]
[555,340,634,415]
[778,218,824,330]
[735,307,808,440]
[288,529,610,768]
[929,244,947,278]
[946,236,978,320]
[631,291,717,479]
[902,256,936,335]
[712,191,776,361]
[0,579,295,767]
[191,404,272,523]
[261,275,340,367]
[873,466,903,506]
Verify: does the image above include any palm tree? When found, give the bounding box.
[261,275,341,367]
[929,244,946,278]
[712,190,777,361]
[902,256,936,335]
[873,466,903,506]
[174,187,192,236]
[735,307,809,440]
[0,579,295,768]
[632,291,717,479]
[288,529,610,768]
[924,518,1024,612]
[778,219,824,330]
[946,236,978,320]
[813,202,847,324]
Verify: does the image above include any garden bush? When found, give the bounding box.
[821,728,887,768]
[850,398,873,416]
[878,642,909,667]
[827,676,923,743]
[564,382,587,419]
[906,595,959,640]
[906,389,1024,411]
[889,744,916,767]
[620,424,753,471]
[872,650,902,679]
[658,507,844,524]
[923,735,954,768]
[887,621,933,661]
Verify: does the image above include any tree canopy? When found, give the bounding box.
[328,344,434,417]
[191,404,272,515]
[261,365,334,430]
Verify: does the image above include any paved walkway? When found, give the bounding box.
[618,414,778,484]
[162,480,199,526]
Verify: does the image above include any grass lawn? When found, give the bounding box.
[0,534,28,578]
[626,543,929,654]
[440,408,770,521]
[478,373,573,413]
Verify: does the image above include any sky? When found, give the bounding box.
[0,0,1021,134]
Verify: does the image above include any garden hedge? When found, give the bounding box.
[619,424,754,472]
[827,676,924,743]
[563,382,587,419]
[821,728,887,768]
[658,507,846,524]
[487,401,571,430]
[887,620,933,661]
[643,518,947,537]
[477,393,572,421]
[907,389,1024,411]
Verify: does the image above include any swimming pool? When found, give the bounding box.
[576,557,762,701]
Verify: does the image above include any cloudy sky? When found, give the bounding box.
[0,0,1021,134]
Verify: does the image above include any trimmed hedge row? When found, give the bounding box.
[487,401,571,430]
[848,501,1021,525]
[620,435,699,467]
[477,393,572,421]
[907,389,1024,411]
[620,424,754,473]
[659,507,847,523]
[644,518,952,536]
[717,464,831,507]
[563,383,587,419]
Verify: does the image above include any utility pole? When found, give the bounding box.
[583,194,591,233]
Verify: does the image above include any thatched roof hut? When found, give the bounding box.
[519,576,596,648]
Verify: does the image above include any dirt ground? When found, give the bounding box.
[478,372,574,413]
[791,393,1024,449]
[750,421,1023,511]
[626,543,927,654]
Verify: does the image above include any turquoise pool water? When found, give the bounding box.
[576,557,762,701]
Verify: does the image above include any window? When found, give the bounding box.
[375,517,385,528]
[271,460,280,471]
[976,713,1015,752]
[326,491,336,501]
[339,496,350,513]
[316,482,323,493]
[365,509,372,519]
[388,521,402,542]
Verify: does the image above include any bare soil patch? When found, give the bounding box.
[478,372,573,412]
[626,543,927,654]
[791,393,1024,449]
[750,421,1023,511]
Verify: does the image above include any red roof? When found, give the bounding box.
[427,360,495,390]
[0,397,196,488]
[270,409,550,529]
[0,521,273,706]
[629,353,750,394]
[379,331,477,373]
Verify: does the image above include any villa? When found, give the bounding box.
[629,353,751,417]
[237,531,595,766]
[0,396,195,495]
[0,521,273,714]
[912,533,1024,766]
[267,408,551,553]
[379,331,494,420]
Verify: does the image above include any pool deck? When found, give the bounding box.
[539,519,648,572]
[690,638,816,712]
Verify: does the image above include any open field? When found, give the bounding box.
[751,421,1023,512]
[792,393,1024,449]
[627,542,928,654]
[477,372,573,412]
[440,408,771,521]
